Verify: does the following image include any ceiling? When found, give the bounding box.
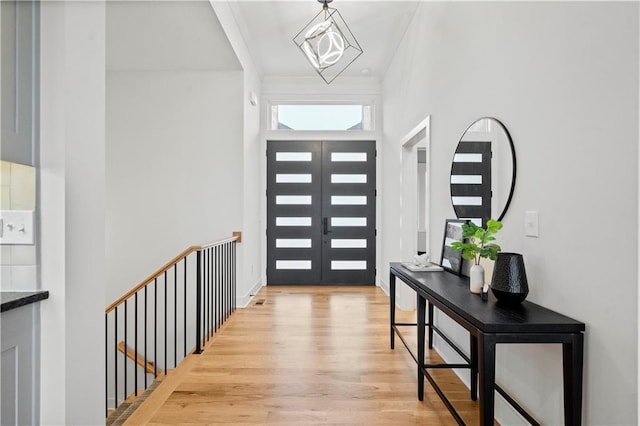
[107,1,241,71]
[106,1,419,80]
[229,1,420,80]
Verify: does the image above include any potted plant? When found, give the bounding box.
[451,219,502,294]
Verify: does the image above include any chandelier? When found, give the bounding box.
[293,0,363,84]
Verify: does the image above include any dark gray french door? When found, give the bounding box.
[450,141,492,226]
[267,140,376,285]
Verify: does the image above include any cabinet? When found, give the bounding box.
[1,0,38,166]
[1,303,41,425]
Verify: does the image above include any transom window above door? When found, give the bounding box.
[270,104,373,131]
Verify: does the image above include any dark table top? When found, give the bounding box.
[1,291,49,313]
[390,263,585,334]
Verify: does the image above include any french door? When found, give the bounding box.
[267,140,376,285]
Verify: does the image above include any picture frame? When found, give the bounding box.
[440,219,467,275]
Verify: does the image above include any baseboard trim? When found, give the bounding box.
[236,280,264,308]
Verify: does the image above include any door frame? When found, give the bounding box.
[260,95,383,289]
[397,116,432,309]
[265,139,377,285]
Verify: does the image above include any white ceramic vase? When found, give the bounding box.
[470,264,484,294]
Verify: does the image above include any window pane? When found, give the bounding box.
[276,217,312,226]
[451,196,482,206]
[453,153,482,163]
[276,174,312,183]
[276,105,365,131]
[276,152,312,162]
[276,239,312,248]
[331,239,367,248]
[276,260,312,270]
[331,174,367,184]
[331,152,367,162]
[276,195,312,205]
[331,196,367,205]
[451,175,482,184]
[331,260,367,270]
[332,217,366,227]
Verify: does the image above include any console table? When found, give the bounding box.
[389,263,585,425]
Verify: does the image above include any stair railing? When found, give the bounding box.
[104,236,237,417]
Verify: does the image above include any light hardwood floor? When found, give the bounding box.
[125,286,486,425]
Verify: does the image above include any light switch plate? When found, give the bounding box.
[0,211,35,245]
[525,211,539,237]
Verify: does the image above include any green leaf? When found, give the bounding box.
[486,219,503,234]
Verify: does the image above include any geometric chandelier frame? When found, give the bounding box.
[293,0,364,84]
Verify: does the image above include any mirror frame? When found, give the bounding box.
[450,117,517,222]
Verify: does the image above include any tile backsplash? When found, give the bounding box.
[0,161,37,290]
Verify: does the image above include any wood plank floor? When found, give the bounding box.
[125,286,486,425]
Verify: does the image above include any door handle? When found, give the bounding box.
[323,217,330,235]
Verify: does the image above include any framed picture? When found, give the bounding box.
[440,219,467,275]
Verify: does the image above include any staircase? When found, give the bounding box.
[104,236,238,421]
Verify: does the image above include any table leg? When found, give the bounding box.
[478,332,496,425]
[417,293,426,401]
[390,272,396,349]
[470,334,478,401]
[428,302,434,349]
[563,333,584,425]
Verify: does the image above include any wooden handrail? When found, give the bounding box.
[105,236,238,314]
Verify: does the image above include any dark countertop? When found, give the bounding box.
[1,291,49,313]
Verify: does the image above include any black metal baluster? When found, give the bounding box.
[233,241,237,311]
[154,278,158,377]
[227,243,231,319]
[135,293,138,396]
[221,244,225,322]
[164,271,167,374]
[114,306,118,409]
[215,246,220,331]
[183,256,187,358]
[204,248,209,342]
[226,243,230,320]
[144,286,148,389]
[174,264,177,369]
[209,247,216,336]
[124,300,128,400]
[105,314,108,417]
[195,250,202,354]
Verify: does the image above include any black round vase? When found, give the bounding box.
[490,252,529,305]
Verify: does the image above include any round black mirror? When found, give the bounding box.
[450,117,516,225]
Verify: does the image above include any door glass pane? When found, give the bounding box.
[276,152,312,162]
[276,239,312,248]
[331,174,367,184]
[276,195,312,205]
[451,175,482,184]
[276,260,312,270]
[451,196,482,206]
[331,196,367,205]
[276,217,312,226]
[276,174,312,183]
[331,217,366,227]
[453,153,482,163]
[331,152,367,162]
[331,239,367,248]
[331,260,367,270]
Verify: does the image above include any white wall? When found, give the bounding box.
[40,1,106,424]
[382,2,638,424]
[211,2,264,306]
[105,70,243,302]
